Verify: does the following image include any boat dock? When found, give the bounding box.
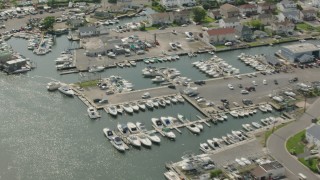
[60,70,79,75]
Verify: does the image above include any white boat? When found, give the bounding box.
[137,101,146,110]
[169,42,177,50]
[87,107,100,119]
[242,124,253,131]
[152,76,165,83]
[265,104,273,112]
[127,135,141,147]
[107,51,116,58]
[58,86,74,96]
[103,128,115,140]
[200,143,211,153]
[261,118,269,126]
[110,136,126,152]
[162,128,176,139]
[229,110,239,118]
[158,99,166,107]
[116,105,124,114]
[152,118,163,128]
[175,95,184,103]
[187,124,201,134]
[130,102,140,112]
[152,99,159,107]
[117,123,130,135]
[146,131,161,143]
[107,105,118,116]
[164,171,180,180]
[207,139,216,149]
[142,92,151,99]
[138,134,152,147]
[222,136,231,145]
[259,104,268,112]
[252,122,262,129]
[219,113,228,120]
[129,61,136,66]
[127,122,139,134]
[177,114,189,123]
[241,157,251,165]
[122,103,133,114]
[163,97,171,105]
[136,122,147,132]
[169,96,178,103]
[161,116,172,126]
[46,81,61,91]
[232,130,245,141]
[146,100,154,109]
[88,65,104,73]
[195,123,203,131]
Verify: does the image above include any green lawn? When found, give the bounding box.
[214,44,227,49]
[77,80,99,88]
[145,26,158,31]
[299,158,320,173]
[286,130,306,155]
[202,16,215,24]
[296,22,320,32]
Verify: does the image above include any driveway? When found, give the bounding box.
[267,97,320,180]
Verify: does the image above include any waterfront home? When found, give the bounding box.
[161,0,196,8]
[269,20,295,35]
[277,0,297,11]
[3,58,28,73]
[306,124,320,153]
[220,4,240,18]
[280,43,319,62]
[78,26,99,37]
[208,9,222,20]
[219,17,240,28]
[252,14,273,25]
[148,10,191,26]
[67,19,85,29]
[239,4,258,16]
[250,161,285,180]
[235,25,253,42]
[172,9,191,24]
[257,2,276,14]
[204,27,236,44]
[277,10,302,23]
[93,10,114,19]
[301,9,317,21]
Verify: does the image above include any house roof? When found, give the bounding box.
[78,26,96,33]
[220,4,239,12]
[207,27,235,36]
[258,13,273,19]
[235,25,251,32]
[282,10,300,17]
[307,124,320,140]
[222,17,239,23]
[239,4,257,9]
[258,2,275,7]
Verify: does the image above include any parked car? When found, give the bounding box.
[241,90,249,94]
[274,80,278,85]
[194,80,205,85]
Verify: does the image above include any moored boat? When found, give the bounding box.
[87,107,100,119]
[58,86,74,96]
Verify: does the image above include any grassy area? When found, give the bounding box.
[248,41,268,47]
[296,22,320,32]
[76,80,99,88]
[214,44,227,49]
[145,26,158,31]
[299,157,320,173]
[202,16,215,24]
[286,130,306,155]
[261,122,291,146]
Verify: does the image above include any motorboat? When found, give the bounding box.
[259,104,268,112]
[163,97,171,105]
[169,96,178,104]
[87,107,100,119]
[152,118,163,128]
[195,123,203,131]
[152,99,159,107]
[107,105,118,116]
[212,138,221,148]
[116,105,124,114]
[127,122,139,134]
[103,128,115,140]
[164,171,180,180]
[146,131,161,143]
[130,102,140,112]
[152,76,165,83]
[207,139,216,149]
[127,134,141,147]
[110,136,126,152]
[261,118,269,126]
[58,86,74,96]
[229,110,238,118]
[117,123,130,135]
[219,113,228,120]
[137,101,146,110]
[177,114,189,123]
[122,103,133,114]
[107,51,116,58]
[242,124,253,131]
[129,61,136,66]
[146,100,154,109]
[252,122,262,129]
[226,133,238,143]
[187,124,201,134]
[161,116,172,126]
[200,143,211,153]
[169,42,177,50]
[88,65,104,73]
[175,95,185,103]
[138,134,152,147]
[142,92,151,99]
[221,136,231,145]
[158,99,166,107]
[46,81,61,91]
[265,104,273,112]
[214,115,224,122]
[136,122,147,132]
[162,128,176,139]
[232,130,245,141]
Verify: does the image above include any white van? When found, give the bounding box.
[298,173,307,180]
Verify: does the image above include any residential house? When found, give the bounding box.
[161,0,196,8]
[239,4,258,16]
[253,14,273,25]
[306,124,320,151]
[148,12,172,25]
[94,10,114,19]
[301,9,317,21]
[257,2,276,14]
[235,25,253,41]
[78,26,99,37]
[204,27,236,44]
[219,17,240,28]
[277,0,297,11]
[251,161,285,180]
[220,4,240,18]
[208,9,222,20]
[172,9,191,24]
[67,19,85,29]
[270,20,295,35]
[278,10,302,23]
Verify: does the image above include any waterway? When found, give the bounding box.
[0,35,308,179]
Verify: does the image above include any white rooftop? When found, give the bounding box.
[282,43,319,54]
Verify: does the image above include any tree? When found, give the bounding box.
[202,3,210,10]
[249,19,263,29]
[42,16,55,30]
[192,7,207,23]
[108,0,117,3]
[297,4,303,11]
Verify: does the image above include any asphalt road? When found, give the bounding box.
[267,97,320,180]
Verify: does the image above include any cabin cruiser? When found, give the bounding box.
[146,100,154,109]
[265,104,273,112]
[187,124,201,134]
[127,135,141,147]
[88,65,104,73]
[130,102,140,112]
[122,103,133,114]
[87,107,100,119]
[142,92,151,99]
[163,97,171,105]
[169,96,178,103]
[229,110,239,118]
[110,136,126,152]
[58,86,74,96]
[152,118,163,128]
[152,99,159,107]
[138,134,152,147]
[162,128,176,139]
[176,95,185,103]
[116,105,124,114]
[136,122,147,132]
[252,122,262,129]
[146,131,161,143]
[161,116,172,126]
[259,104,268,112]
[137,101,146,110]
[103,128,115,140]
[127,122,139,134]
[158,99,166,107]
[242,124,253,131]
[232,130,245,141]
[200,143,211,153]
[46,81,62,91]
[152,76,165,83]
[117,123,130,136]
[177,114,189,123]
[107,105,118,116]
